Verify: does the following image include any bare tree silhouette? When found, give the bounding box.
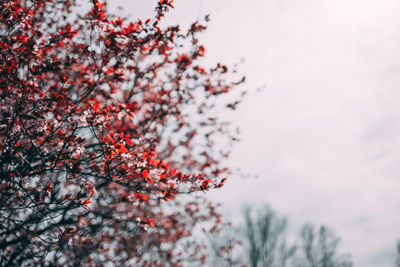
[395,240,400,267]
[205,205,354,267]
[295,224,353,267]
[243,205,297,267]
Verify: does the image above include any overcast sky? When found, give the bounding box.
[112,1,400,265]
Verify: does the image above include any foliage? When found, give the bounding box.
[203,220,243,267]
[0,0,245,265]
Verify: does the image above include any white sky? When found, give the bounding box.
[111,1,400,266]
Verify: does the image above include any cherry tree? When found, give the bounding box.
[0,0,245,265]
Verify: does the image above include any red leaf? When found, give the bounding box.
[125,138,133,146]
[141,169,149,179]
[92,103,101,112]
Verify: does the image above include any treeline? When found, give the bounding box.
[205,205,399,267]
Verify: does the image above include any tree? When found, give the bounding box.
[227,205,353,267]
[0,0,245,265]
[241,205,296,267]
[242,205,296,267]
[295,224,353,267]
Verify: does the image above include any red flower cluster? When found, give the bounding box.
[0,0,245,265]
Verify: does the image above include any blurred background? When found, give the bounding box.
[110,1,400,266]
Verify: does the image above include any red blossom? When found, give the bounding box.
[0,0,245,265]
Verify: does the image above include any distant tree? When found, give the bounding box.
[203,222,243,267]
[242,205,297,267]
[224,205,354,267]
[395,240,400,267]
[0,0,245,265]
[295,224,353,267]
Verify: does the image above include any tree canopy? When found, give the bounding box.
[0,0,245,265]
